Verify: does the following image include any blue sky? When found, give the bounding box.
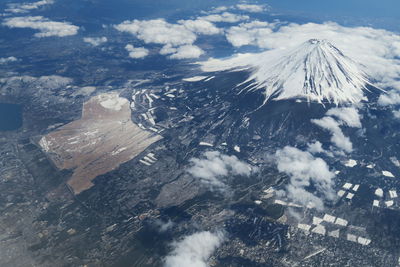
[267,0,399,19]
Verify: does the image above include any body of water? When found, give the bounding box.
[0,103,22,131]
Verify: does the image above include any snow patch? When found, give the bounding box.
[183,76,208,82]
[201,39,373,105]
[382,170,395,178]
[99,93,128,111]
[344,159,357,167]
[375,188,383,198]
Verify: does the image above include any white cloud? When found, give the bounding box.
[187,151,253,190]
[226,21,275,47]
[169,45,204,59]
[0,56,18,64]
[115,18,217,59]
[115,19,196,46]
[6,0,54,14]
[164,231,225,267]
[160,44,178,55]
[208,6,229,13]
[125,44,149,59]
[83,36,107,46]
[380,91,400,118]
[178,19,220,35]
[274,146,336,210]
[326,107,362,128]
[378,91,400,106]
[307,141,334,157]
[307,141,324,154]
[154,219,174,232]
[311,107,363,153]
[236,4,267,13]
[3,16,79,37]
[200,12,249,23]
[160,44,204,59]
[394,110,400,119]
[311,116,353,153]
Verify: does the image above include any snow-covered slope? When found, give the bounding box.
[201,39,374,105]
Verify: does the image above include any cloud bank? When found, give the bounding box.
[164,231,225,267]
[187,151,253,190]
[3,16,79,37]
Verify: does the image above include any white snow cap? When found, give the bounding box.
[201,39,373,105]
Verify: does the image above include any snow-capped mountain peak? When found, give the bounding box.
[201,39,374,105]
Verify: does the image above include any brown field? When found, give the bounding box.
[39,92,161,194]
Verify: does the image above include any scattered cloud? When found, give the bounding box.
[178,19,221,35]
[204,4,268,15]
[154,219,174,233]
[311,107,362,153]
[311,116,353,153]
[226,21,275,47]
[200,12,249,23]
[6,0,54,14]
[168,45,204,59]
[115,19,196,46]
[378,90,400,119]
[159,43,205,59]
[378,90,400,106]
[307,141,324,154]
[125,44,149,59]
[307,141,334,157]
[3,16,79,37]
[159,44,178,55]
[0,56,18,64]
[393,110,400,119]
[187,151,254,190]
[326,107,362,128]
[208,6,229,13]
[236,4,267,13]
[115,18,218,59]
[274,146,336,210]
[164,231,225,267]
[83,36,107,46]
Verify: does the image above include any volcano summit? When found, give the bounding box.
[201,39,374,105]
